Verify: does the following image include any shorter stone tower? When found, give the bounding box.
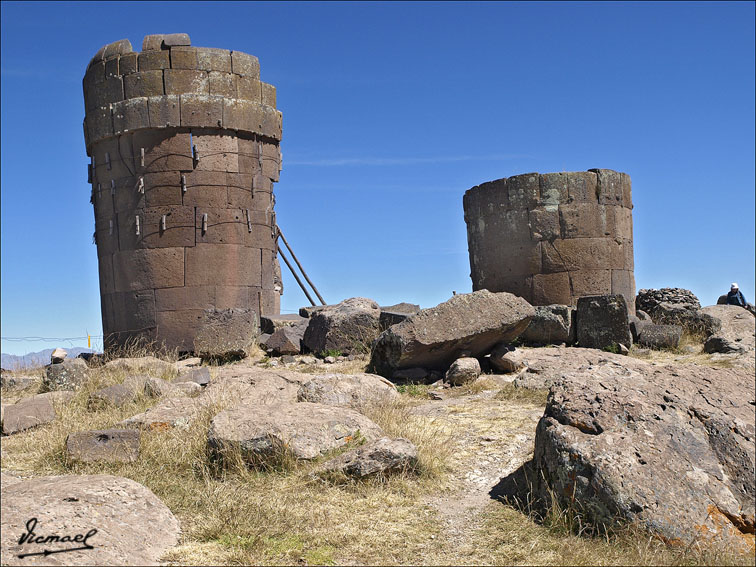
[83,34,283,351]
[463,169,635,311]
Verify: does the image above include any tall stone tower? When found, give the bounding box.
[463,169,635,312]
[83,34,283,351]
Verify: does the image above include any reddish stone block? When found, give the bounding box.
[250,190,273,213]
[138,50,170,71]
[169,46,199,69]
[92,138,135,180]
[542,238,614,273]
[506,173,540,209]
[155,286,215,311]
[108,289,157,332]
[132,130,193,173]
[227,186,254,209]
[231,51,259,78]
[237,76,261,102]
[185,244,262,287]
[112,97,150,134]
[180,94,223,128]
[195,208,248,245]
[147,95,180,128]
[538,173,569,207]
[123,71,164,98]
[196,47,231,72]
[119,52,138,75]
[182,170,229,208]
[164,69,209,95]
[215,286,251,309]
[144,172,183,206]
[87,106,114,145]
[569,269,612,298]
[192,130,239,172]
[112,176,146,213]
[237,137,260,174]
[155,309,204,351]
[261,143,281,181]
[532,272,571,306]
[209,72,237,97]
[565,171,599,203]
[222,98,263,133]
[136,206,195,249]
[261,82,276,107]
[252,175,272,193]
[558,203,605,238]
[529,208,559,241]
[112,247,185,291]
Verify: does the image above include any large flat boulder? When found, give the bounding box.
[576,295,632,351]
[193,308,259,360]
[1,475,180,565]
[370,290,534,377]
[2,392,73,435]
[321,437,418,478]
[296,373,398,408]
[702,305,755,359]
[207,401,384,464]
[532,361,755,552]
[302,297,381,355]
[260,313,308,334]
[520,304,575,345]
[120,396,202,430]
[42,359,90,392]
[65,429,140,463]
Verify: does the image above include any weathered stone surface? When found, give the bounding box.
[297,373,398,408]
[207,402,384,463]
[173,381,203,396]
[628,314,651,342]
[391,367,431,383]
[266,326,304,355]
[303,297,381,356]
[381,302,421,314]
[371,290,534,376]
[1,475,180,565]
[520,304,575,345]
[637,323,682,349]
[321,437,418,478]
[66,429,140,463]
[104,356,176,377]
[260,314,308,334]
[42,359,90,392]
[121,396,202,430]
[531,361,755,552]
[50,348,67,363]
[636,288,720,336]
[0,372,37,391]
[576,295,632,351]
[175,366,211,387]
[89,384,137,408]
[702,305,755,362]
[144,376,177,398]
[194,308,259,359]
[445,357,481,386]
[2,392,73,435]
[489,343,523,373]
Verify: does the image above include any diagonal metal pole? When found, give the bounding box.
[276,226,326,305]
[277,246,317,307]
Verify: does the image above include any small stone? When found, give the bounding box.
[66,429,140,463]
[50,348,68,364]
[445,357,481,386]
[324,356,336,364]
[175,367,211,387]
[489,343,523,373]
[143,377,176,398]
[172,381,202,396]
[321,437,418,478]
[297,355,318,365]
[281,355,297,365]
[89,384,137,408]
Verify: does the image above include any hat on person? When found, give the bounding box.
[731,283,739,290]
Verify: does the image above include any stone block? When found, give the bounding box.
[611,269,635,311]
[94,217,120,255]
[182,170,229,208]
[223,98,264,133]
[541,238,614,273]
[237,76,262,102]
[66,429,140,463]
[107,290,157,333]
[132,130,193,172]
[164,68,209,95]
[507,172,540,209]
[98,254,116,295]
[261,82,276,107]
[155,309,205,351]
[196,47,232,72]
[142,34,166,51]
[147,95,180,128]
[252,174,273,193]
[638,324,682,350]
[227,185,255,208]
[209,71,237,97]
[532,272,571,306]
[261,107,283,139]
[86,76,124,110]
[569,269,612,298]
[258,288,279,317]
[195,208,248,245]
[261,143,281,181]
[623,239,635,271]
[558,203,605,238]
[93,187,115,221]
[227,171,254,191]
[185,244,262,287]
[589,169,629,206]
[194,308,258,359]
[43,359,90,392]
[169,46,199,69]
[576,294,632,350]
[92,137,134,180]
[538,173,569,207]
[138,206,195,249]
[529,208,559,241]
[237,138,260,173]
[112,248,185,291]
[112,97,150,134]
[87,106,114,144]
[139,50,170,71]
[123,70,164,98]
[231,51,260,77]
[192,129,239,172]
[120,52,138,75]
[2,392,73,435]
[614,206,633,239]
[112,178,146,213]
[261,248,274,290]
[143,171,182,207]
[599,204,616,237]
[84,59,106,86]
[215,286,251,309]
[565,171,599,203]
[179,94,223,128]
[162,33,191,47]
[155,286,215,311]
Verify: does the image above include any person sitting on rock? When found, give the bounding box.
[726,283,747,307]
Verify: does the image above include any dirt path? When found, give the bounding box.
[411,388,545,561]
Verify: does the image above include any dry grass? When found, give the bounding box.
[627,332,737,369]
[494,382,550,405]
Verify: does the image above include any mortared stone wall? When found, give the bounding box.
[82,34,283,352]
[463,170,635,312]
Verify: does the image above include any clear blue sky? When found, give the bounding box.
[2,1,754,355]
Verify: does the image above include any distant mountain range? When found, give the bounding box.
[1,347,97,370]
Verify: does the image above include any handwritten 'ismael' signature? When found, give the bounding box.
[16,518,97,558]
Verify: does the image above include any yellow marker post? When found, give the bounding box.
[88,335,91,348]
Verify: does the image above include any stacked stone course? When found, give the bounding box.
[83,34,283,352]
[463,170,635,312]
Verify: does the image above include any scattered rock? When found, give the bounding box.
[66,429,140,463]
[297,373,398,408]
[520,305,575,345]
[194,307,259,360]
[297,355,318,365]
[176,356,202,370]
[702,305,755,362]
[0,372,37,391]
[628,315,651,342]
[121,374,150,393]
[299,304,329,318]
[42,358,90,392]
[321,437,418,478]
[445,357,481,386]
[121,396,202,430]
[428,390,445,400]
[174,366,211,387]
[636,309,650,321]
[302,297,381,356]
[267,326,304,355]
[207,402,384,464]
[89,384,137,408]
[1,475,181,565]
[257,333,271,348]
[576,295,632,351]
[172,381,203,396]
[636,288,720,336]
[324,356,336,364]
[489,343,523,373]
[260,314,308,334]
[637,324,682,349]
[50,348,67,364]
[281,354,297,365]
[2,392,73,435]
[531,361,755,552]
[371,290,534,377]
[143,377,177,398]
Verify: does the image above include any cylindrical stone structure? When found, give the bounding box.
[463,169,635,312]
[82,34,283,352]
